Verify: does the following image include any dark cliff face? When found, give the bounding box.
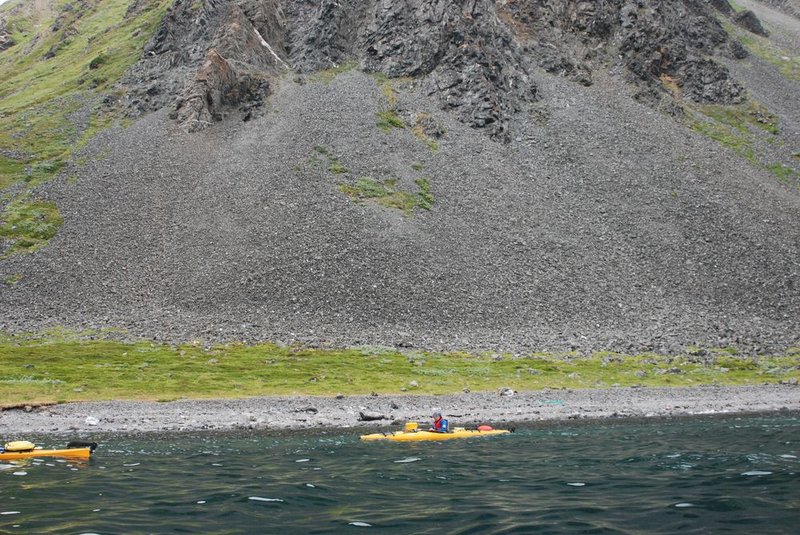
[124,0,759,139]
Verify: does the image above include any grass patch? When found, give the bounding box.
[766,163,799,185]
[0,197,63,256]
[313,146,349,175]
[4,273,22,285]
[739,33,800,82]
[690,118,756,163]
[415,178,434,210]
[340,176,434,214]
[412,112,441,152]
[329,159,349,175]
[0,334,797,405]
[689,100,799,187]
[688,101,778,168]
[376,109,405,131]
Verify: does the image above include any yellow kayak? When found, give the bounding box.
[0,447,94,461]
[1,441,97,461]
[361,426,511,442]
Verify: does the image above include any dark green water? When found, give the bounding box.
[2,414,798,534]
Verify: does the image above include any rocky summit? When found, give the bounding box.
[0,0,798,354]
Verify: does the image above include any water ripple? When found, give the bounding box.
[2,414,798,533]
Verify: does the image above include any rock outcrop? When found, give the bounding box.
[0,19,14,52]
[122,0,765,138]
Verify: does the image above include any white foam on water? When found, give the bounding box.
[12,471,26,476]
[92,509,101,512]
[741,471,772,476]
[567,482,586,487]
[780,455,797,459]
[123,463,140,467]
[394,457,422,463]
[675,503,695,508]
[306,483,316,488]
[349,522,372,527]
[295,458,310,463]
[211,463,223,466]
[197,501,206,504]
[0,512,20,515]
[0,464,14,471]
[248,496,284,503]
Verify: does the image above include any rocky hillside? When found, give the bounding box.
[124,0,755,139]
[0,0,798,354]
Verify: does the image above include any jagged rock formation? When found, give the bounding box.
[0,19,13,52]
[127,0,286,132]
[123,0,766,139]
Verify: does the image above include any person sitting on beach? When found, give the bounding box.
[430,411,449,433]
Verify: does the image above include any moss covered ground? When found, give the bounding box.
[0,331,797,406]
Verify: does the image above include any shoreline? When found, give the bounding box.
[1,384,798,435]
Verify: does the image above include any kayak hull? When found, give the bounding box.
[360,429,511,442]
[0,447,93,461]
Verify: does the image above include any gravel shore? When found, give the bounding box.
[2,385,798,435]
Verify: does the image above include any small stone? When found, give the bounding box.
[409,380,419,388]
[358,411,387,421]
[85,416,99,426]
[499,387,516,397]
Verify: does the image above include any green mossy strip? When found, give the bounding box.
[0,333,798,406]
[738,33,800,82]
[310,60,359,84]
[376,109,405,131]
[688,101,798,186]
[767,163,799,185]
[339,176,433,214]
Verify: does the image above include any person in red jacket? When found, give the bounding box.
[430,411,449,433]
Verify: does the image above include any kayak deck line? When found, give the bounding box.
[360,427,512,442]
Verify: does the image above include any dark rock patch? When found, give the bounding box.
[0,19,15,52]
[733,9,770,37]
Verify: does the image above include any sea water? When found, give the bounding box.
[2,414,798,534]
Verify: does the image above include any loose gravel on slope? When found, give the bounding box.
[0,67,798,354]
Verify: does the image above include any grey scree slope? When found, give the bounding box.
[0,68,798,354]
